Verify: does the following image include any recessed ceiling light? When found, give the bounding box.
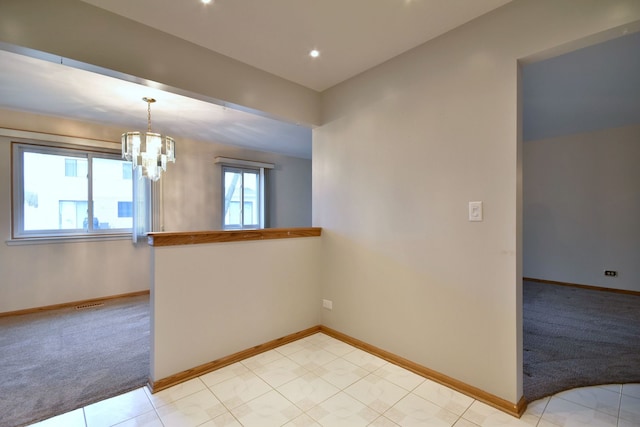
[309,49,320,58]
[201,0,213,4]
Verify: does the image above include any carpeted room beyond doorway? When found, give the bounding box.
[523,279,640,402]
[0,294,150,427]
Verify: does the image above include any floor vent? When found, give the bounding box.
[75,302,105,310]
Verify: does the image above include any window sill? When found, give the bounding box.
[5,233,132,246]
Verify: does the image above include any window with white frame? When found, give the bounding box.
[12,142,133,238]
[222,166,261,229]
[217,157,274,230]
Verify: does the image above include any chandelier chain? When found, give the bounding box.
[142,97,156,133]
[147,101,152,133]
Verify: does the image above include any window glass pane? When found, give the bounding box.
[15,144,134,238]
[223,170,242,228]
[228,201,241,225]
[64,159,77,177]
[23,152,88,231]
[92,157,133,230]
[243,201,254,225]
[122,163,133,180]
[59,200,88,229]
[243,171,258,226]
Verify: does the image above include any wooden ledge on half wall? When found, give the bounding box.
[147,227,322,247]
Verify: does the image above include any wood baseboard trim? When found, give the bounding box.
[149,325,322,393]
[149,324,525,418]
[319,326,527,418]
[524,277,640,297]
[0,290,150,318]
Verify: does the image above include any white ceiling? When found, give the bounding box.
[522,30,640,142]
[0,0,512,159]
[80,0,512,92]
[0,49,314,158]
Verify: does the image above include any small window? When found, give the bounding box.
[118,201,133,218]
[64,158,88,177]
[222,166,261,229]
[12,143,133,238]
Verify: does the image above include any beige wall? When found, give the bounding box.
[314,0,640,405]
[524,124,640,291]
[151,237,321,380]
[0,110,311,312]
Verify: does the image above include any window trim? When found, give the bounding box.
[221,165,262,230]
[11,140,133,241]
[214,156,274,170]
[5,233,132,246]
[215,157,273,230]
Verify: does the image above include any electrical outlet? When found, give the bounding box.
[322,299,333,310]
[604,270,618,277]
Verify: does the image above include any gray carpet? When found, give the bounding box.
[0,294,150,427]
[523,280,640,402]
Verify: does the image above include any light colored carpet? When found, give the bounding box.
[0,294,149,427]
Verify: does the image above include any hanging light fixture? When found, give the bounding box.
[122,97,176,181]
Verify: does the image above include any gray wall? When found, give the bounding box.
[160,135,311,231]
[523,124,640,291]
[315,0,640,405]
[522,31,640,291]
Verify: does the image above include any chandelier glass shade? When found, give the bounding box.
[122,98,175,181]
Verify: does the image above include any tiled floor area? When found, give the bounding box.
[30,333,640,427]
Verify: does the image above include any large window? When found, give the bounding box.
[12,143,133,238]
[222,166,261,229]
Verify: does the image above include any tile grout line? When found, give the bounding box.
[150,384,168,427]
[554,387,625,420]
[534,396,552,427]
[616,386,622,427]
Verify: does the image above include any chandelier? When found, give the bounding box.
[122,97,176,181]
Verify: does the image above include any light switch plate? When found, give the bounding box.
[469,201,483,221]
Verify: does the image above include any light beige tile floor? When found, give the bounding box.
[29,333,640,427]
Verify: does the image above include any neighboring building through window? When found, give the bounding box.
[59,200,88,229]
[118,201,133,218]
[63,157,88,177]
[12,143,133,238]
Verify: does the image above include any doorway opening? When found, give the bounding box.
[520,27,640,401]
